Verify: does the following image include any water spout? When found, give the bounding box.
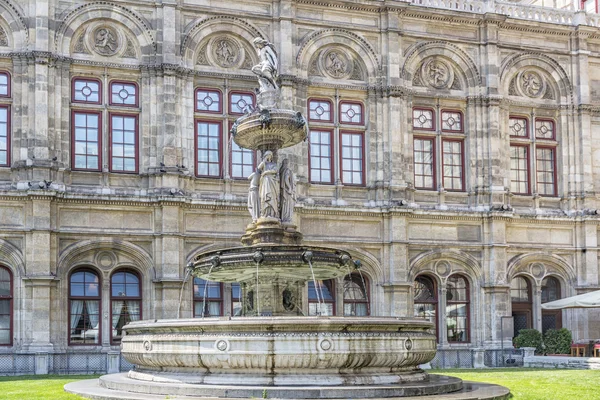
[201,264,215,319]
[177,264,193,318]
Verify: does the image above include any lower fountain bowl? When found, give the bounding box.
[121,316,437,387]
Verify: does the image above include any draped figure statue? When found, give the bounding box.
[257,151,279,219]
[279,158,296,223]
[252,38,279,93]
[247,170,260,223]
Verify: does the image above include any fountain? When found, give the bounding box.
[66,38,509,400]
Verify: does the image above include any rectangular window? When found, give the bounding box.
[195,120,222,177]
[73,78,101,104]
[414,137,435,189]
[509,116,528,138]
[231,140,254,179]
[69,300,100,344]
[309,130,333,184]
[536,147,556,196]
[0,299,9,344]
[193,279,222,317]
[0,72,10,97]
[441,110,463,132]
[510,145,530,194]
[308,99,332,122]
[308,280,335,316]
[413,108,434,130]
[229,92,254,115]
[0,106,8,166]
[232,283,241,316]
[340,132,364,185]
[72,111,101,171]
[110,114,137,173]
[535,119,555,140]
[442,140,463,191]
[196,88,222,113]
[340,101,363,124]
[110,81,138,107]
[583,0,597,13]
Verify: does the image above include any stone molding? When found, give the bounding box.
[506,252,576,285]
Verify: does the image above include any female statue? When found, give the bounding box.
[252,38,279,93]
[279,158,296,223]
[247,170,260,223]
[257,151,279,219]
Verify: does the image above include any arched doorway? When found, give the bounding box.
[510,276,532,337]
[541,276,562,333]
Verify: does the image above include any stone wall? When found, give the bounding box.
[0,0,597,365]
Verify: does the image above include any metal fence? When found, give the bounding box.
[430,349,474,369]
[50,352,108,375]
[484,348,525,368]
[0,353,35,375]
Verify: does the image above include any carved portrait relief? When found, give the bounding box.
[92,26,119,56]
[320,48,352,79]
[421,58,453,89]
[517,69,545,98]
[205,36,243,69]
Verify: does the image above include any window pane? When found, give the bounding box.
[536,147,556,196]
[230,93,255,114]
[414,138,434,189]
[442,140,463,191]
[413,109,434,130]
[340,102,363,124]
[340,133,363,185]
[196,89,221,112]
[73,79,100,103]
[309,131,333,183]
[442,111,463,132]
[308,100,332,121]
[73,113,100,170]
[510,145,529,194]
[535,119,554,139]
[509,117,528,137]
[231,141,254,179]
[196,121,221,177]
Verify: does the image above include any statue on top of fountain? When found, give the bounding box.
[252,37,279,110]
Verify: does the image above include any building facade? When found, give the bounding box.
[0,0,598,372]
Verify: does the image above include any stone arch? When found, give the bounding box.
[0,0,28,50]
[296,29,380,82]
[0,238,24,277]
[181,16,266,69]
[57,239,155,280]
[402,41,481,91]
[409,249,482,285]
[55,2,156,60]
[500,52,572,104]
[506,252,575,289]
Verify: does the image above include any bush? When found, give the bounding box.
[543,328,572,355]
[514,329,544,354]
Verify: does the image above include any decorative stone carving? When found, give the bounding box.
[123,38,137,58]
[435,260,451,277]
[319,339,332,351]
[0,27,8,47]
[95,250,116,269]
[350,60,364,81]
[421,58,453,89]
[216,340,228,351]
[518,70,545,98]
[252,37,279,109]
[73,33,90,54]
[211,36,241,68]
[92,26,119,56]
[321,49,352,79]
[247,170,260,223]
[530,262,545,278]
[143,340,152,352]
[279,158,296,223]
[197,43,209,65]
[257,151,279,219]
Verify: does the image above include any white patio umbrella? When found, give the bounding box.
[542,290,600,309]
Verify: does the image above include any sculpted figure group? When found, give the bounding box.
[248,152,296,224]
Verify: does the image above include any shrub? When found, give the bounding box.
[543,328,572,355]
[514,329,544,354]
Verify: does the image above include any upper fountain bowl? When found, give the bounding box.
[232,108,308,151]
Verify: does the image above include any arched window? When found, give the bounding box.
[446,275,470,343]
[541,276,562,333]
[193,278,222,317]
[343,274,369,316]
[110,270,142,343]
[69,269,101,345]
[308,280,335,316]
[0,266,12,345]
[414,275,438,338]
[511,276,532,337]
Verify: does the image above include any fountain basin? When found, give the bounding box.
[232,108,307,150]
[121,316,438,387]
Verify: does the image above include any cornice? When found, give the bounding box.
[498,21,574,37]
[295,0,381,13]
[400,11,483,26]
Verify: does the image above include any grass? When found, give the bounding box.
[0,374,94,400]
[1,369,600,400]
[432,368,600,400]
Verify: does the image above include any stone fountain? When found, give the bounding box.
[65,38,509,400]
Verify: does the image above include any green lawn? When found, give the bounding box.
[1,370,600,400]
[433,368,600,400]
[0,375,92,400]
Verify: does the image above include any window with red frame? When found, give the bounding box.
[412,108,465,191]
[193,278,223,317]
[0,266,11,345]
[232,283,242,316]
[308,98,365,185]
[69,269,101,345]
[71,78,140,172]
[0,106,9,167]
[308,280,335,316]
[195,120,222,177]
[343,273,369,316]
[446,275,469,343]
[582,0,598,13]
[509,115,558,196]
[110,270,141,343]
[195,89,222,113]
[0,72,10,97]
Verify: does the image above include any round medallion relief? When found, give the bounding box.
[95,251,116,269]
[319,339,333,351]
[92,26,120,56]
[404,338,413,351]
[421,58,453,89]
[216,340,229,352]
[530,263,545,279]
[209,36,242,68]
[435,261,451,277]
[321,49,352,79]
[143,340,152,352]
[518,70,545,98]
